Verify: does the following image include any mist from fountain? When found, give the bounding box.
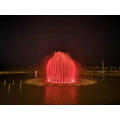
[46,51,77,83]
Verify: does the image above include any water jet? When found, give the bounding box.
[46,51,77,84]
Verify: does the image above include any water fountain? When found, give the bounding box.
[47,51,76,83]
[25,51,96,86]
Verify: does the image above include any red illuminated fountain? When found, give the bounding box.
[46,51,77,83]
[25,51,96,86]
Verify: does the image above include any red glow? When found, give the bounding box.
[45,87,77,105]
[46,51,77,83]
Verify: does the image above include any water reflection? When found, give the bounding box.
[12,80,15,85]
[19,80,22,92]
[44,86,77,105]
[3,80,6,87]
[0,80,23,93]
[8,83,11,93]
[0,74,120,105]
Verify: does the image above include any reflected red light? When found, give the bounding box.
[46,51,77,83]
[45,87,77,105]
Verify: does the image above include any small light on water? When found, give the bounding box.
[71,79,74,82]
[48,78,50,82]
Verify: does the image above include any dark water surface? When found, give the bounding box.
[0,74,120,105]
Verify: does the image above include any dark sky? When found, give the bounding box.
[0,15,120,67]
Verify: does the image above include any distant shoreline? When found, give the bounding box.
[80,70,120,77]
[0,71,33,74]
[0,70,120,77]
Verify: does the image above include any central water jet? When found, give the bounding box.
[46,51,77,83]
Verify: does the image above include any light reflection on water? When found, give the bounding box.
[45,86,77,105]
[0,80,78,105]
[0,74,120,105]
[0,80,23,93]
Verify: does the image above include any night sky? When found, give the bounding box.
[0,16,120,68]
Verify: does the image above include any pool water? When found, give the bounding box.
[0,74,120,105]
